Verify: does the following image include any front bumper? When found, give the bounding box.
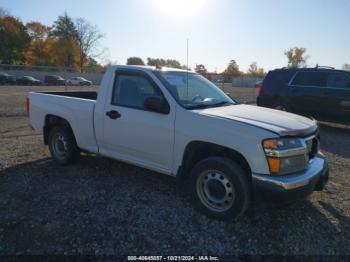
[252,153,329,195]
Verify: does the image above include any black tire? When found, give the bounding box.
[48,126,79,165]
[188,157,251,220]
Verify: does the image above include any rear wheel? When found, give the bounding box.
[48,126,79,165]
[188,157,251,220]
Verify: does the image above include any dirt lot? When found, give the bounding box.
[0,85,349,256]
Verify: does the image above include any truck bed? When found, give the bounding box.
[29,91,99,153]
[36,91,98,100]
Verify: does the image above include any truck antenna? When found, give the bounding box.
[186,38,189,71]
[186,38,189,100]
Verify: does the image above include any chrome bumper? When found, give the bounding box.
[252,153,329,191]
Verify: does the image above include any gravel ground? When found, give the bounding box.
[0,85,349,256]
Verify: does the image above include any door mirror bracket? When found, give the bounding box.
[144,96,170,114]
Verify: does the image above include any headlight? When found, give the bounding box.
[262,138,308,175]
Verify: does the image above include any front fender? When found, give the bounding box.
[173,107,278,175]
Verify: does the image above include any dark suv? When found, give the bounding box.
[257,67,350,118]
[44,75,66,85]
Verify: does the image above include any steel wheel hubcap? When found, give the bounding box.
[53,133,68,159]
[196,170,235,212]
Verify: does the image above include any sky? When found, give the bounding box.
[0,0,349,72]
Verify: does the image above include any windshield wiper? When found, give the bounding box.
[187,101,233,110]
[210,101,233,107]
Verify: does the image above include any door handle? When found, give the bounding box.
[106,110,121,119]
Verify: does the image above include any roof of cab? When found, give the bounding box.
[108,65,192,73]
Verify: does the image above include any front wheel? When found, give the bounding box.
[188,157,251,220]
[48,126,80,165]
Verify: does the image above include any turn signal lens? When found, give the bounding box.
[267,157,280,174]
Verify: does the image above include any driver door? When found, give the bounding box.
[100,70,175,174]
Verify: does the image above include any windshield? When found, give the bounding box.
[155,71,235,109]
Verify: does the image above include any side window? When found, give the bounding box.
[112,73,162,109]
[327,72,350,89]
[291,72,328,87]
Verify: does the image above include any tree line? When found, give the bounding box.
[194,60,265,79]
[0,9,104,72]
[125,47,324,79]
[126,56,266,78]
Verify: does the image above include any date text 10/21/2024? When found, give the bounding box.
[127,256,219,261]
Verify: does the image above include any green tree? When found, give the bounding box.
[165,59,182,68]
[127,57,145,65]
[83,57,104,72]
[147,57,187,69]
[222,59,241,80]
[247,62,265,77]
[51,12,77,40]
[285,47,309,68]
[51,12,78,68]
[147,57,164,67]
[0,15,30,64]
[195,64,207,75]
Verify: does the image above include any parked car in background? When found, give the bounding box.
[257,66,350,117]
[16,76,42,86]
[44,75,66,86]
[66,77,93,86]
[27,65,329,220]
[0,72,17,85]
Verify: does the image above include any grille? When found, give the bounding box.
[305,137,319,159]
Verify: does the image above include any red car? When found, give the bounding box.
[44,75,66,86]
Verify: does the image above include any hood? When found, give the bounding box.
[197,104,318,136]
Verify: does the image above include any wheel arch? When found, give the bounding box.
[43,114,76,145]
[178,141,252,182]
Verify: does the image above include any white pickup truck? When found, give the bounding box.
[28,65,329,220]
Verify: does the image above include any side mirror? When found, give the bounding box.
[144,95,170,114]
